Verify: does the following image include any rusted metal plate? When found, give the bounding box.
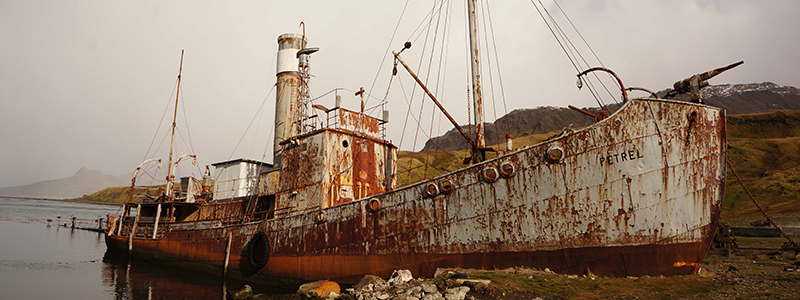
[108,98,726,284]
[336,108,380,138]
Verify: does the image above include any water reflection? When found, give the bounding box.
[102,251,231,300]
[0,197,292,300]
[0,198,292,299]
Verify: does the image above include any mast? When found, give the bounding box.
[467,0,485,162]
[165,50,184,199]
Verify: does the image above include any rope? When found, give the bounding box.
[179,84,196,157]
[485,1,508,116]
[366,0,410,109]
[143,77,180,162]
[226,84,277,161]
[726,158,799,249]
[531,0,611,109]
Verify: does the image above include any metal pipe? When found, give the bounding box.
[274,34,306,166]
[166,154,196,200]
[393,51,476,150]
[577,67,629,103]
[568,105,597,119]
[625,87,659,99]
[128,158,161,203]
[467,0,485,162]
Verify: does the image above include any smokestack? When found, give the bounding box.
[274,33,306,166]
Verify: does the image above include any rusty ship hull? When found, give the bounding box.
[106,97,726,283]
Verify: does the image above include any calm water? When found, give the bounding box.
[0,197,280,300]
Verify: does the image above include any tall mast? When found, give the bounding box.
[467,0,485,162]
[166,50,184,199]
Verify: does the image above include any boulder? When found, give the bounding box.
[229,284,253,300]
[354,274,387,292]
[297,280,341,298]
[443,286,470,300]
[388,270,414,286]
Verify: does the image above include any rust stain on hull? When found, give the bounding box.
[108,98,726,284]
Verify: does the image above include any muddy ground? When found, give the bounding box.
[463,237,799,300]
[244,236,799,300]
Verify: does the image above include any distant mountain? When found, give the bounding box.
[422,82,800,152]
[663,82,800,114]
[0,168,130,199]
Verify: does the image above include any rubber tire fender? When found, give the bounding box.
[247,231,270,269]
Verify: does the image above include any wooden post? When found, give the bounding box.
[223,231,233,279]
[152,203,162,239]
[129,204,141,254]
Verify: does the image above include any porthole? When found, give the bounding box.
[425,182,439,197]
[439,180,454,194]
[367,199,381,212]
[480,167,499,183]
[546,146,564,163]
[342,140,349,148]
[316,211,326,223]
[499,161,516,178]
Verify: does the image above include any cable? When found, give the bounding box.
[226,84,277,162]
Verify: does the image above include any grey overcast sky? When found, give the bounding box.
[2,0,799,188]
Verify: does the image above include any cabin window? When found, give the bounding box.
[342,140,349,148]
[254,195,276,220]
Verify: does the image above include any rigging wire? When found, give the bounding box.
[406,1,449,49]
[484,1,508,116]
[398,0,439,150]
[554,1,606,69]
[177,85,205,177]
[483,0,513,146]
[403,1,441,184]
[226,84,277,162]
[530,0,606,109]
[422,0,450,180]
[142,77,179,163]
[366,0,410,109]
[479,0,501,145]
[178,84,196,158]
[542,0,617,103]
[431,0,455,156]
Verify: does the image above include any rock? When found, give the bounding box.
[229,284,253,300]
[433,268,450,278]
[355,275,386,292]
[697,267,716,278]
[584,268,597,280]
[421,292,443,300]
[443,286,470,300]
[421,283,438,294]
[404,286,423,298]
[376,292,391,300]
[446,272,469,279]
[298,280,341,298]
[454,279,491,287]
[388,270,414,286]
